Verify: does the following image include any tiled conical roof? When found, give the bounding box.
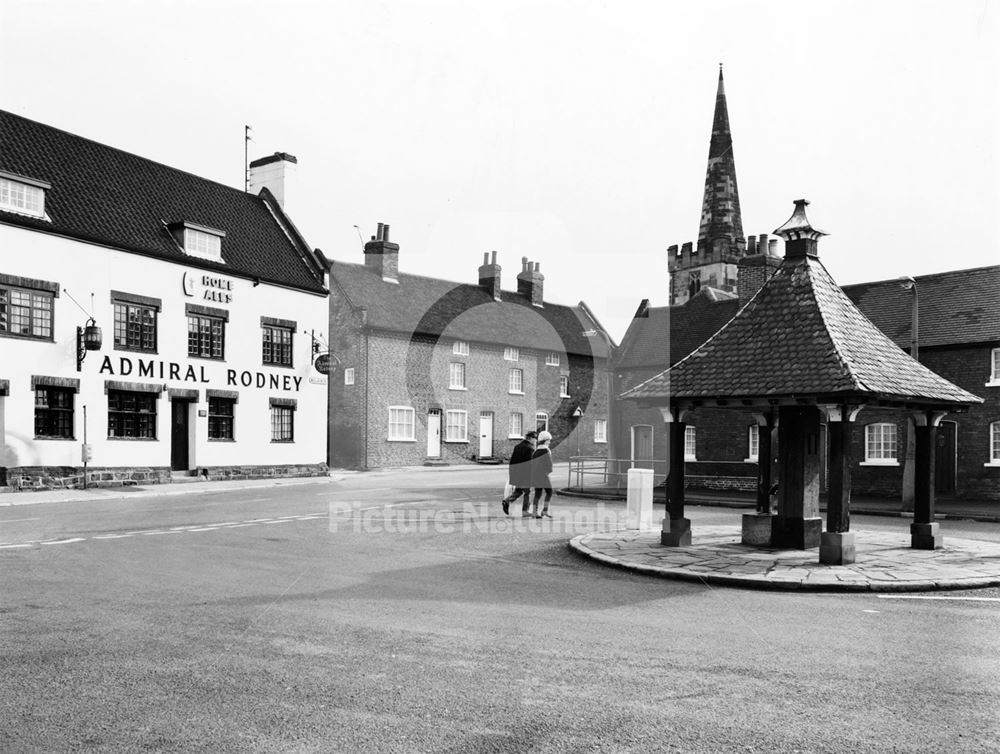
[623,201,983,408]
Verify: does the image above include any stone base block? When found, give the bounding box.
[661,517,692,547]
[911,522,943,550]
[819,531,856,565]
[741,513,773,546]
[772,516,823,550]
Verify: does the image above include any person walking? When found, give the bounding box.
[530,430,554,518]
[502,430,536,516]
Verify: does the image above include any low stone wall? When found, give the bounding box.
[685,474,756,492]
[7,466,171,490]
[3,463,327,491]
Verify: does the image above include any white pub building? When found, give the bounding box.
[0,110,329,489]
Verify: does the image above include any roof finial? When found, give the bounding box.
[774,199,828,242]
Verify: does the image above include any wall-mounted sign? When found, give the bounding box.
[183,271,234,304]
[314,353,332,375]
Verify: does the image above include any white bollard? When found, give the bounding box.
[626,468,654,529]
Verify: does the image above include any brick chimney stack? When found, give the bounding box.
[516,257,544,307]
[737,230,782,303]
[249,152,297,210]
[364,222,400,282]
[478,250,502,301]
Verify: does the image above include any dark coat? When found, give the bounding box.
[530,447,553,489]
[508,439,534,487]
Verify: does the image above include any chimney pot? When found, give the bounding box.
[382,224,390,241]
[376,223,384,241]
[747,235,756,253]
[483,252,489,264]
[768,239,779,256]
[534,262,540,273]
[758,233,769,255]
[491,250,497,265]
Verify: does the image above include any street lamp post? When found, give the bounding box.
[897,277,919,511]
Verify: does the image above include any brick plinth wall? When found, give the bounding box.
[197,463,328,481]
[7,466,171,491]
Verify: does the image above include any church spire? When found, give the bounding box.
[697,65,744,250]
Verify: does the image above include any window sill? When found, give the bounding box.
[743,457,759,463]
[271,439,295,444]
[684,456,697,462]
[34,435,76,441]
[208,438,236,442]
[187,354,226,362]
[560,394,571,399]
[984,462,1000,468]
[508,391,524,396]
[107,436,158,441]
[594,439,607,444]
[0,332,54,343]
[508,435,524,440]
[114,346,160,355]
[860,460,899,467]
[387,438,417,443]
[444,440,469,444]
[985,380,1000,388]
[449,386,468,392]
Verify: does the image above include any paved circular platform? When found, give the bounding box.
[570,526,1000,592]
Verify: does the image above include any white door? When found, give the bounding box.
[427,410,441,457]
[479,412,493,457]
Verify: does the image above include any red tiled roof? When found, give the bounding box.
[329,260,611,358]
[621,255,983,407]
[0,110,326,294]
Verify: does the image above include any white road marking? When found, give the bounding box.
[93,534,132,540]
[862,609,881,613]
[187,527,220,532]
[1,517,40,523]
[877,595,1000,602]
[40,538,85,545]
[0,543,34,549]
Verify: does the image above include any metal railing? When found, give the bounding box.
[567,456,668,494]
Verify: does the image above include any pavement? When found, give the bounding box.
[570,525,1000,592]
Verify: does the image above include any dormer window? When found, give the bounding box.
[0,171,49,219]
[168,221,226,262]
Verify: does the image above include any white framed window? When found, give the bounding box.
[344,367,355,385]
[387,406,415,441]
[988,422,1000,466]
[509,412,523,439]
[559,375,570,398]
[182,225,224,261]
[545,352,560,366]
[536,412,548,432]
[989,349,1000,386]
[508,368,523,394]
[684,426,697,461]
[0,174,47,218]
[864,422,898,465]
[445,410,468,442]
[504,347,519,362]
[746,424,759,462]
[453,340,469,356]
[449,362,466,390]
[594,419,607,444]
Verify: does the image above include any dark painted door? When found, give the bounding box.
[171,401,189,471]
[935,421,956,495]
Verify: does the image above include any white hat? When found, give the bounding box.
[536,431,552,443]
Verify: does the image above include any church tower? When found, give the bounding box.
[668,67,751,306]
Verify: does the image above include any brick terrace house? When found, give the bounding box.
[0,110,330,489]
[325,227,614,469]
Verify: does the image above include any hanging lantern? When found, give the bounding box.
[82,319,103,350]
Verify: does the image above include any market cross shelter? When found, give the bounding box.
[0,110,329,489]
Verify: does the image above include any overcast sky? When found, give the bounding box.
[3,0,997,342]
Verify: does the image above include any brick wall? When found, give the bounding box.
[327,284,366,468]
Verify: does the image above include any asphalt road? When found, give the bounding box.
[2,469,999,753]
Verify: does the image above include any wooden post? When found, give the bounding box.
[819,405,859,565]
[659,405,691,546]
[773,405,822,549]
[755,414,774,514]
[911,411,943,549]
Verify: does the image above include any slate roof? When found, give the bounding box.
[329,261,611,359]
[620,252,983,408]
[0,110,326,294]
[842,266,1000,349]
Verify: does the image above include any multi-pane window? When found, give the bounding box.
[184,228,222,260]
[445,410,468,442]
[344,367,355,385]
[748,425,759,461]
[594,419,607,444]
[559,375,570,397]
[113,301,157,352]
[991,349,1000,384]
[545,352,560,366]
[262,326,293,366]
[449,362,466,389]
[990,422,1000,464]
[504,347,519,361]
[188,314,225,359]
[388,406,415,441]
[508,368,523,394]
[270,403,295,442]
[509,412,523,438]
[108,390,157,439]
[0,285,54,339]
[34,387,74,438]
[536,412,548,432]
[453,340,470,356]
[865,423,897,463]
[0,176,46,218]
[684,426,697,460]
[208,397,235,440]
